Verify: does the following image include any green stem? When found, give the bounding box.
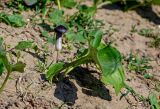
[64,54,91,69]
[0,71,11,94]
[63,42,95,71]
[57,0,61,10]
[63,53,91,75]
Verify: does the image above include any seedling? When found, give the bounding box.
[131,25,137,33]
[150,37,160,48]
[0,12,26,27]
[35,60,46,73]
[0,38,26,93]
[46,27,125,94]
[138,28,160,48]
[138,28,154,37]
[45,4,126,94]
[122,84,147,102]
[148,93,160,109]
[127,52,152,74]
[143,73,153,79]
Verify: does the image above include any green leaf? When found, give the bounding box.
[101,65,125,94]
[75,31,86,42]
[41,31,56,44]
[60,0,77,8]
[0,12,25,27]
[11,61,26,73]
[66,30,86,43]
[96,46,125,94]
[47,36,56,44]
[7,14,26,27]
[90,30,103,48]
[149,93,160,109]
[78,5,97,16]
[66,30,75,41]
[41,30,49,38]
[97,43,106,50]
[143,73,153,79]
[46,62,64,82]
[15,41,34,50]
[97,46,122,75]
[48,9,65,25]
[0,50,11,72]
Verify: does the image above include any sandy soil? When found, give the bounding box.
[0,1,160,109]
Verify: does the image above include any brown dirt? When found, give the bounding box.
[0,1,160,109]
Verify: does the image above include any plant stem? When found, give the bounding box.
[63,53,91,75]
[57,0,61,10]
[56,51,59,63]
[63,55,90,75]
[0,71,11,94]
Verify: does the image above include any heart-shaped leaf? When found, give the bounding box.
[96,46,125,94]
[97,46,122,75]
[101,64,125,94]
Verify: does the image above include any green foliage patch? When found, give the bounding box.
[0,12,26,27]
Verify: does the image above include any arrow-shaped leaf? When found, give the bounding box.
[96,46,125,94]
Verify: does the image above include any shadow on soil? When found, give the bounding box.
[101,4,160,25]
[10,50,46,63]
[101,3,123,10]
[24,51,46,62]
[54,67,112,106]
[135,6,160,25]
